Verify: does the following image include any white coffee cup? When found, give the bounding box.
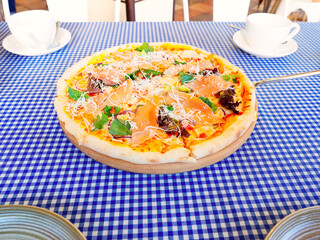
[243,13,300,53]
[7,10,56,50]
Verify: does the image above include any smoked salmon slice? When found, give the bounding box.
[164,90,224,125]
[84,80,133,114]
[187,75,232,97]
[131,97,160,146]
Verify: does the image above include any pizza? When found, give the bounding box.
[54,42,257,164]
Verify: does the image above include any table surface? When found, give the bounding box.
[0,21,319,240]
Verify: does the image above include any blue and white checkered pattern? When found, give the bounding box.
[0,22,319,240]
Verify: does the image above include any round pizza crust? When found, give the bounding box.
[54,42,257,171]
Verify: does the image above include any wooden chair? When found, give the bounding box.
[114,0,189,22]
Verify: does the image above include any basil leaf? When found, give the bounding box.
[135,42,154,54]
[93,113,109,131]
[174,60,187,65]
[68,86,90,101]
[166,105,174,111]
[104,105,121,117]
[179,71,194,84]
[109,119,132,136]
[222,75,231,81]
[141,69,162,79]
[199,97,218,113]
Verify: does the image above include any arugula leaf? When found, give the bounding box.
[141,69,162,79]
[199,97,218,113]
[174,60,187,65]
[109,119,132,136]
[68,86,90,101]
[135,42,154,54]
[125,70,139,80]
[179,71,194,84]
[104,105,121,117]
[93,113,109,131]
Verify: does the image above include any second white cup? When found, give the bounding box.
[243,13,300,53]
[7,10,57,50]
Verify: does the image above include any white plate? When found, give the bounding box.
[0,205,86,240]
[232,30,298,58]
[265,206,320,240]
[2,28,71,56]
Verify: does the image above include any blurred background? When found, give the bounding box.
[5,0,312,22]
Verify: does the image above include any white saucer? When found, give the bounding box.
[2,28,71,56]
[232,30,298,58]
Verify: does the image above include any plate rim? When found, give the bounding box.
[2,28,71,56]
[232,30,298,58]
[0,204,86,240]
[265,205,320,240]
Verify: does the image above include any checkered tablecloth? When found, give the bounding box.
[0,22,319,239]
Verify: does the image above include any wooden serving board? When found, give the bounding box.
[59,103,257,174]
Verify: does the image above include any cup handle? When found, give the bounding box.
[283,23,300,43]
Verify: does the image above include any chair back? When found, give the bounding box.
[47,0,121,22]
[1,0,10,21]
[114,0,189,22]
[213,0,250,21]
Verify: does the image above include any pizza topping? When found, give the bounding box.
[135,42,154,54]
[84,64,125,86]
[174,60,187,65]
[222,74,238,83]
[104,105,121,116]
[59,43,255,154]
[131,98,161,146]
[164,90,224,125]
[179,71,194,84]
[109,119,132,136]
[200,68,218,76]
[92,113,109,131]
[187,74,232,97]
[81,79,133,115]
[157,108,191,138]
[68,86,90,101]
[198,97,218,113]
[218,88,241,114]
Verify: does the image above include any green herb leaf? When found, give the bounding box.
[174,60,187,65]
[199,97,218,113]
[179,71,194,84]
[125,70,139,80]
[135,42,154,54]
[222,75,231,81]
[94,63,108,68]
[166,105,174,111]
[109,119,132,136]
[68,86,90,101]
[231,74,238,83]
[141,69,162,79]
[104,105,121,117]
[93,113,109,131]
